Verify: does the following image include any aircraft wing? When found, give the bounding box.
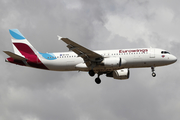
[59,37,103,67]
[3,51,27,61]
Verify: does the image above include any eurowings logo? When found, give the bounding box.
[119,49,148,53]
[162,55,165,58]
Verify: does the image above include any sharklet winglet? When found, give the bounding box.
[57,35,62,40]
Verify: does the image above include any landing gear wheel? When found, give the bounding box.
[89,70,95,77]
[152,72,156,77]
[151,66,156,77]
[95,78,101,84]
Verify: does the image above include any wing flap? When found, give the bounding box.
[3,51,27,61]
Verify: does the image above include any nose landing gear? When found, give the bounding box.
[151,66,156,77]
[152,72,156,77]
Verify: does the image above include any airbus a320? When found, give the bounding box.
[4,29,177,84]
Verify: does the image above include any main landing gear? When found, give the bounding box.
[151,66,156,77]
[89,70,95,77]
[88,70,102,84]
[95,77,101,84]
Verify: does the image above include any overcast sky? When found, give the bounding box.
[0,0,180,120]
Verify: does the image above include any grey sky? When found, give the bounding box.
[0,0,180,120]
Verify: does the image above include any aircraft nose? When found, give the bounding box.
[171,55,177,63]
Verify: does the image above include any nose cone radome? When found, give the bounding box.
[171,55,177,63]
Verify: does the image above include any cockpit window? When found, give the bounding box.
[161,51,170,54]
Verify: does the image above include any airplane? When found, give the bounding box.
[4,29,177,84]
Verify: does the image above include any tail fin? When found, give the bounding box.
[9,29,38,58]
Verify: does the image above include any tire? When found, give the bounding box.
[95,78,101,84]
[152,72,156,77]
[89,70,95,77]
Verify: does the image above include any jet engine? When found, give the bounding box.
[101,58,126,67]
[106,69,130,80]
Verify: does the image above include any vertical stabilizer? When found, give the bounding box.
[9,29,39,58]
[8,29,48,69]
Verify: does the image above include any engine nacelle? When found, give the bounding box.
[101,58,126,67]
[106,69,130,80]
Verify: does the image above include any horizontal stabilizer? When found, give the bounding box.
[3,51,27,61]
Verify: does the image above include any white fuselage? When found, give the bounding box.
[38,48,177,72]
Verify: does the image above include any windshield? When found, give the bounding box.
[161,51,170,54]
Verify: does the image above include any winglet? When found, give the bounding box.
[57,35,62,40]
